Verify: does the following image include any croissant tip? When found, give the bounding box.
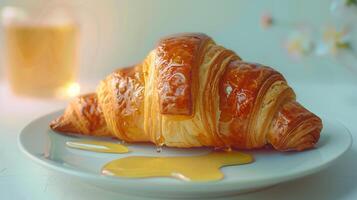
[49,116,76,134]
[49,116,62,131]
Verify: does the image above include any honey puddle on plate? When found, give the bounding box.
[66,140,129,153]
[65,140,253,182]
[102,151,253,182]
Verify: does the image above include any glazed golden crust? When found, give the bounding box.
[217,60,322,151]
[268,101,322,151]
[156,33,210,115]
[50,93,111,136]
[96,65,147,142]
[50,33,323,151]
[219,61,281,148]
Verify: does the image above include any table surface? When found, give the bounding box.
[1,81,356,200]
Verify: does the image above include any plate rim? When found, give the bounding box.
[18,110,353,191]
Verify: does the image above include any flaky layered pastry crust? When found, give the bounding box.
[50,33,322,151]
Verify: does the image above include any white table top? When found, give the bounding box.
[1,81,356,200]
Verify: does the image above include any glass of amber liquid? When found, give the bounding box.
[2,7,79,97]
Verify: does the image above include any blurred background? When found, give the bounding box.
[0,0,356,93]
[1,1,357,199]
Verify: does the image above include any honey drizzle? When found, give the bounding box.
[66,140,129,153]
[101,151,253,182]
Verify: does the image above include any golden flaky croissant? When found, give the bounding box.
[50,33,322,151]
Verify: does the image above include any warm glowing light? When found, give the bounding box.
[55,82,80,99]
[66,82,80,97]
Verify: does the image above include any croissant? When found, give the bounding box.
[50,33,322,151]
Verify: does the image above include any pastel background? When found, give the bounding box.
[0,0,356,86]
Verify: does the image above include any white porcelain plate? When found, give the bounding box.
[18,111,352,198]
